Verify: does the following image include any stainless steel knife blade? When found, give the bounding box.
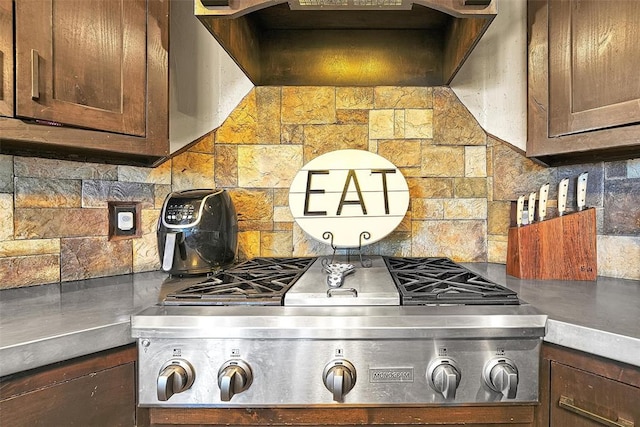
[528,192,536,224]
[516,195,525,227]
[577,172,588,211]
[538,183,550,221]
[558,178,569,216]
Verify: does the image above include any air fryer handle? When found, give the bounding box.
[162,232,186,272]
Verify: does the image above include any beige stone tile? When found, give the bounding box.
[488,235,508,264]
[118,161,172,184]
[453,178,487,198]
[0,255,60,289]
[488,201,512,235]
[443,198,487,220]
[304,124,368,161]
[15,208,108,239]
[238,231,261,261]
[369,109,395,139]
[0,239,60,257]
[273,188,290,206]
[216,89,258,144]
[81,180,155,209]
[171,151,215,192]
[374,87,432,109]
[433,87,486,146]
[238,145,302,188]
[13,157,118,180]
[188,132,215,153]
[215,145,238,188]
[61,237,132,281]
[0,194,14,241]
[238,220,273,232]
[336,109,369,125]
[405,109,433,139]
[393,110,405,138]
[282,87,336,124]
[406,177,453,199]
[274,222,293,231]
[377,140,421,168]
[465,146,487,178]
[336,87,374,109]
[492,142,553,201]
[15,177,81,208]
[598,235,640,280]
[256,86,281,144]
[368,139,378,153]
[411,220,487,262]
[371,231,412,257]
[261,231,293,256]
[133,232,160,273]
[281,124,305,144]
[292,224,334,257]
[421,146,465,177]
[154,185,172,209]
[141,209,160,235]
[0,155,13,192]
[230,189,274,222]
[274,206,294,223]
[412,198,444,220]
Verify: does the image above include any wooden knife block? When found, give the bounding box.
[506,208,597,281]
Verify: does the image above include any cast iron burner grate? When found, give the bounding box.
[384,257,519,305]
[163,257,316,306]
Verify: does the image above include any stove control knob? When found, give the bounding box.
[427,358,461,400]
[218,360,253,402]
[483,358,518,399]
[323,359,356,402]
[157,359,195,401]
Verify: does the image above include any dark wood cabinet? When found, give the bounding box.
[527,0,640,165]
[147,406,535,427]
[535,343,640,427]
[0,0,12,118]
[0,345,141,427]
[0,0,169,166]
[15,0,147,137]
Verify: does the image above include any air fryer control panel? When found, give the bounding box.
[163,198,202,226]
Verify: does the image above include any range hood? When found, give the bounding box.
[195,0,496,86]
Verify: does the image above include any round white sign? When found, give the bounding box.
[289,149,410,248]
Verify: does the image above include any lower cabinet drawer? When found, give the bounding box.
[551,362,639,427]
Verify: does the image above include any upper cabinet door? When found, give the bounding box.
[548,0,640,137]
[15,0,147,137]
[0,0,13,118]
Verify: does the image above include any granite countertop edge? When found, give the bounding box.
[1,264,639,377]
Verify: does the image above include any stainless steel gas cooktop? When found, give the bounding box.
[161,256,520,307]
[132,256,546,408]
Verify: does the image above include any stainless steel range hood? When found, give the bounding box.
[195,0,496,86]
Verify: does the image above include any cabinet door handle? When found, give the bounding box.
[31,49,39,100]
[559,395,634,427]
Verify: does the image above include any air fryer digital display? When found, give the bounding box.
[163,198,203,226]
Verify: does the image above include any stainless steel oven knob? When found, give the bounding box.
[322,359,356,402]
[157,359,195,401]
[217,360,253,402]
[427,358,461,400]
[483,358,519,399]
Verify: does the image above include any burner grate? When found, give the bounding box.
[384,257,519,305]
[163,257,316,305]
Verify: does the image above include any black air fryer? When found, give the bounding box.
[157,189,238,275]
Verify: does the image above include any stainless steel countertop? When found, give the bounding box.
[463,263,640,367]
[0,271,166,377]
[1,264,639,377]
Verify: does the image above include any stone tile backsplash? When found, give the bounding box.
[1,86,638,288]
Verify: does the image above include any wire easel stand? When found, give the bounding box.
[322,231,372,268]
